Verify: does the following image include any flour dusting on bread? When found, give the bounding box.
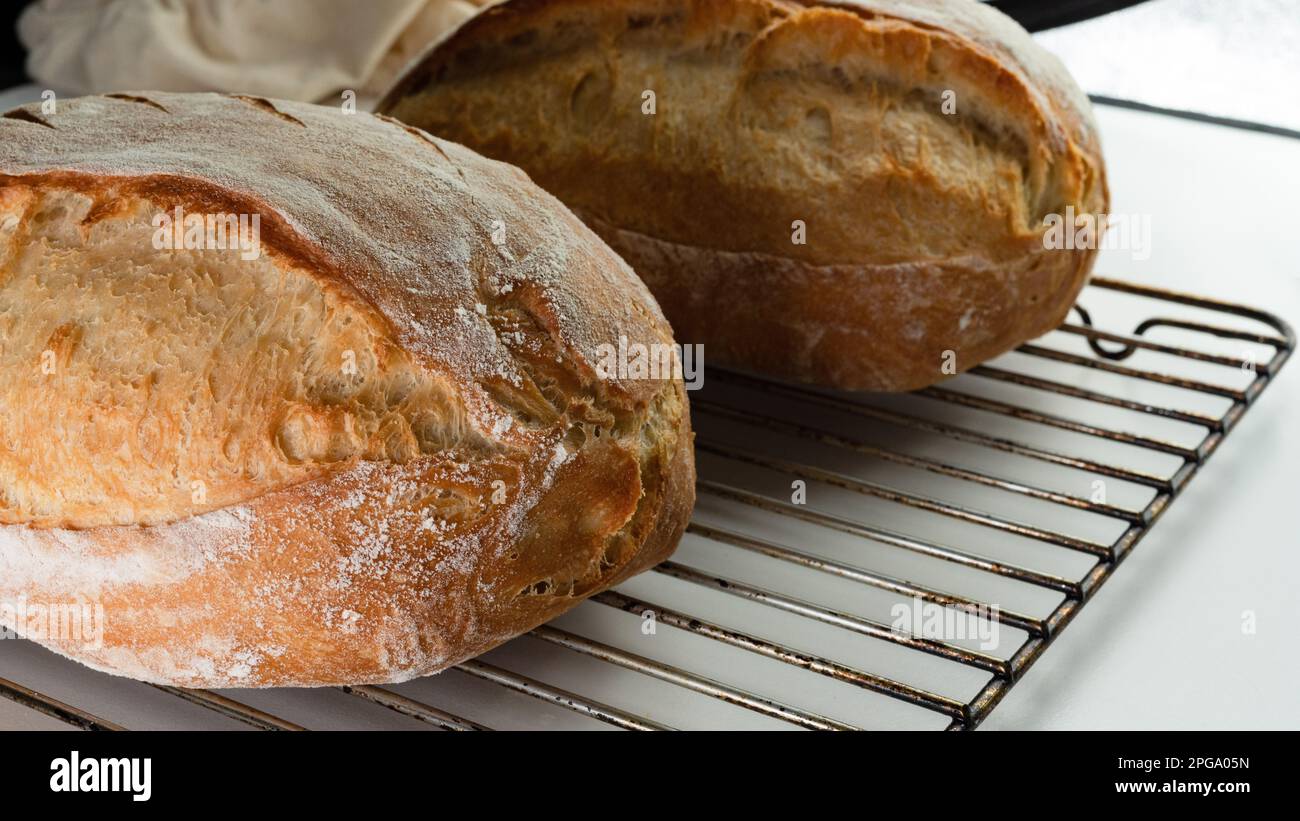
[0,92,696,687]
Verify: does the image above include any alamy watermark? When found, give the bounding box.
[152,205,262,261]
[890,595,1001,651]
[1043,206,1151,261]
[50,751,151,801]
[595,335,704,391]
[0,596,105,649]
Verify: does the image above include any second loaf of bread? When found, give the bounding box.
[380,0,1110,391]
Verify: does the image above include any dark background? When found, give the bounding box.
[0,1,1146,92]
[1,1,28,89]
[989,0,1148,32]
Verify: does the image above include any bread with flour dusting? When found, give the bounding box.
[0,92,694,687]
[379,0,1109,391]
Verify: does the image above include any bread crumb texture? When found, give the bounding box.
[0,92,695,686]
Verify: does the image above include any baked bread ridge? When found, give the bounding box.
[0,92,695,687]
[378,0,1109,391]
[592,216,1088,391]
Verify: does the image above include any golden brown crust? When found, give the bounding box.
[0,92,694,686]
[379,0,1108,391]
[597,217,1093,391]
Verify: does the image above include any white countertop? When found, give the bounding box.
[979,102,1300,729]
[0,84,40,110]
[2,82,1297,730]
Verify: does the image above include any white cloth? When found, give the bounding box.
[18,0,483,106]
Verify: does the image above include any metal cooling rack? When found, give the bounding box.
[1,277,1293,731]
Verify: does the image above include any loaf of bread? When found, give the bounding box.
[379,0,1109,391]
[0,92,694,687]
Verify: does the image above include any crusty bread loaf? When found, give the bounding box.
[379,0,1109,391]
[0,92,694,687]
